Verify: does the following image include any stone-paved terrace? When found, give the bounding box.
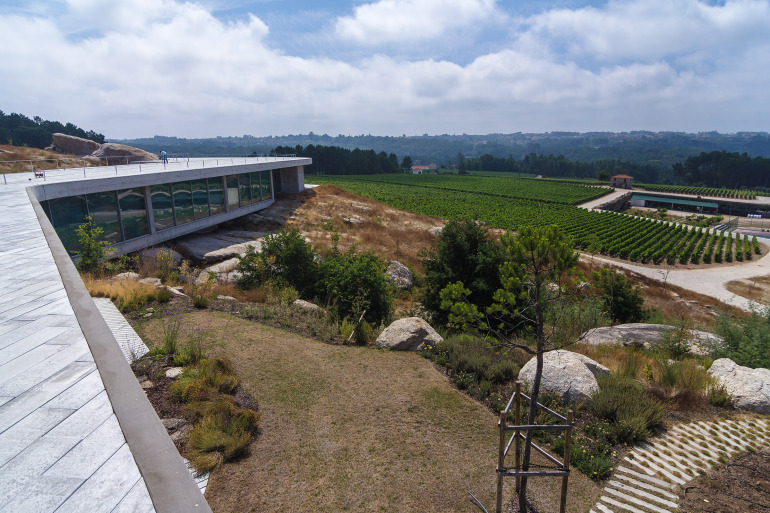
[0,158,298,513]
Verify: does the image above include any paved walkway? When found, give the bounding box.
[0,177,156,512]
[588,249,770,312]
[578,189,629,210]
[591,417,770,513]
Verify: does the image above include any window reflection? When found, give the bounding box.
[118,188,149,240]
[151,184,174,231]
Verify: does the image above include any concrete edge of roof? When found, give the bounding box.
[26,185,213,513]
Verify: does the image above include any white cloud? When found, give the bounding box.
[0,0,768,137]
[334,0,501,45]
[516,0,770,63]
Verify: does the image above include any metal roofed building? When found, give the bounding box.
[0,156,308,512]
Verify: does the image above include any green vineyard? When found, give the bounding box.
[310,175,761,266]
[634,183,768,200]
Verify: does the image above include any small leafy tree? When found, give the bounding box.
[236,227,318,295]
[420,219,505,327]
[441,225,594,511]
[75,216,110,273]
[592,267,645,324]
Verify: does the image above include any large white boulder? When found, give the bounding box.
[375,317,443,351]
[386,260,413,290]
[518,350,610,404]
[708,358,770,414]
[581,323,721,356]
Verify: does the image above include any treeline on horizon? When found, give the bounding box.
[0,111,105,149]
[271,143,770,190]
[270,144,403,174]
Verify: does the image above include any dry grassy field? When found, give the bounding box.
[136,310,601,513]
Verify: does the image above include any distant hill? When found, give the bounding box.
[115,131,770,169]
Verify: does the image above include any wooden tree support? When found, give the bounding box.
[494,381,573,513]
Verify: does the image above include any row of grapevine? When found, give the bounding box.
[635,183,760,200]
[321,174,612,205]
[312,176,763,266]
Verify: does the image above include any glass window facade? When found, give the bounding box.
[250,172,262,202]
[172,182,194,225]
[262,170,272,200]
[42,167,282,256]
[208,177,225,215]
[48,195,87,254]
[86,192,122,244]
[192,179,209,220]
[118,188,149,240]
[239,173,252,206]
[226,175,240,211]
[151,184,174,231]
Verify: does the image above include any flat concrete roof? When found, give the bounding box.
[0,157,307,512]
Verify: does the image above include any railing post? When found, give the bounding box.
[560,410,573,513]
[496,406,507,513]
[514,380,521,493]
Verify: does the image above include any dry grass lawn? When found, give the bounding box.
[0,144,102,173]
[725,275,770,306]
[137,310,600,513]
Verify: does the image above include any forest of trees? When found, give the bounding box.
[673,151,770,189]
[0,111,105,148]
[458,153,663,183]
[270,144,402,175]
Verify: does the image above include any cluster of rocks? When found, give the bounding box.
[45,133,158,162]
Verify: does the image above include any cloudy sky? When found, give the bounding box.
[2,0,769,138]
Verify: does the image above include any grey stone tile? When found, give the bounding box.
[0,319,30,337]
[110,478,155,513]
[0,326,70,364]
[0,408,74,467]
[54,444,143,513]
[0,474,82,512]
[0,338,90,396]
[0,396,11,407]
[0,429,81,476]
[46,390,114,439]
[44,416,125,479]
[0,361,94,433]
[44,367,103,409]
[0,342,63,385]
[45,326,87,346]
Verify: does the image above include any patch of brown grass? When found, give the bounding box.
[286,184,442,272]
[136,309,601,513]
[0,144,103,174]
[83,274,167,311]
[725,275,770,305]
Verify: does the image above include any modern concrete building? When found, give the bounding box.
[0,156,308,512]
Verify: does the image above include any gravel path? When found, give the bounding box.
[587,249,770,311]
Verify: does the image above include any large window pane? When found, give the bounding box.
[226,175,240,210]
[151,184,174,231]
[250,172,262,202]
[239,173,252,206]
[192,178,210,220]
[173,181,194,225]
[261,170,272,200]
[86,192,122,244]
[118,188,149,240]
[48,195,87,254]
[208,177,225,215]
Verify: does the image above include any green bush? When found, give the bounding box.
[237,227,318,295]
[591,267,645,323]
[420,220,505,326]
[434,335,520,385]
[712,307,770,369]
[589,374,665,444]
[74,216,110,273]
[318,248,393,325]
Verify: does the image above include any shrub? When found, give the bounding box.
[317,248,393,325]
[707,384,733,408]
[237,227,318,295]
[711,307,770,369]
[138,248,176,282]
[591,267,645,323]
[171,358,239,402]
[74,216,110,273]
[434,335,520,386]
[420,219,505,326]
[589,374,665,444]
